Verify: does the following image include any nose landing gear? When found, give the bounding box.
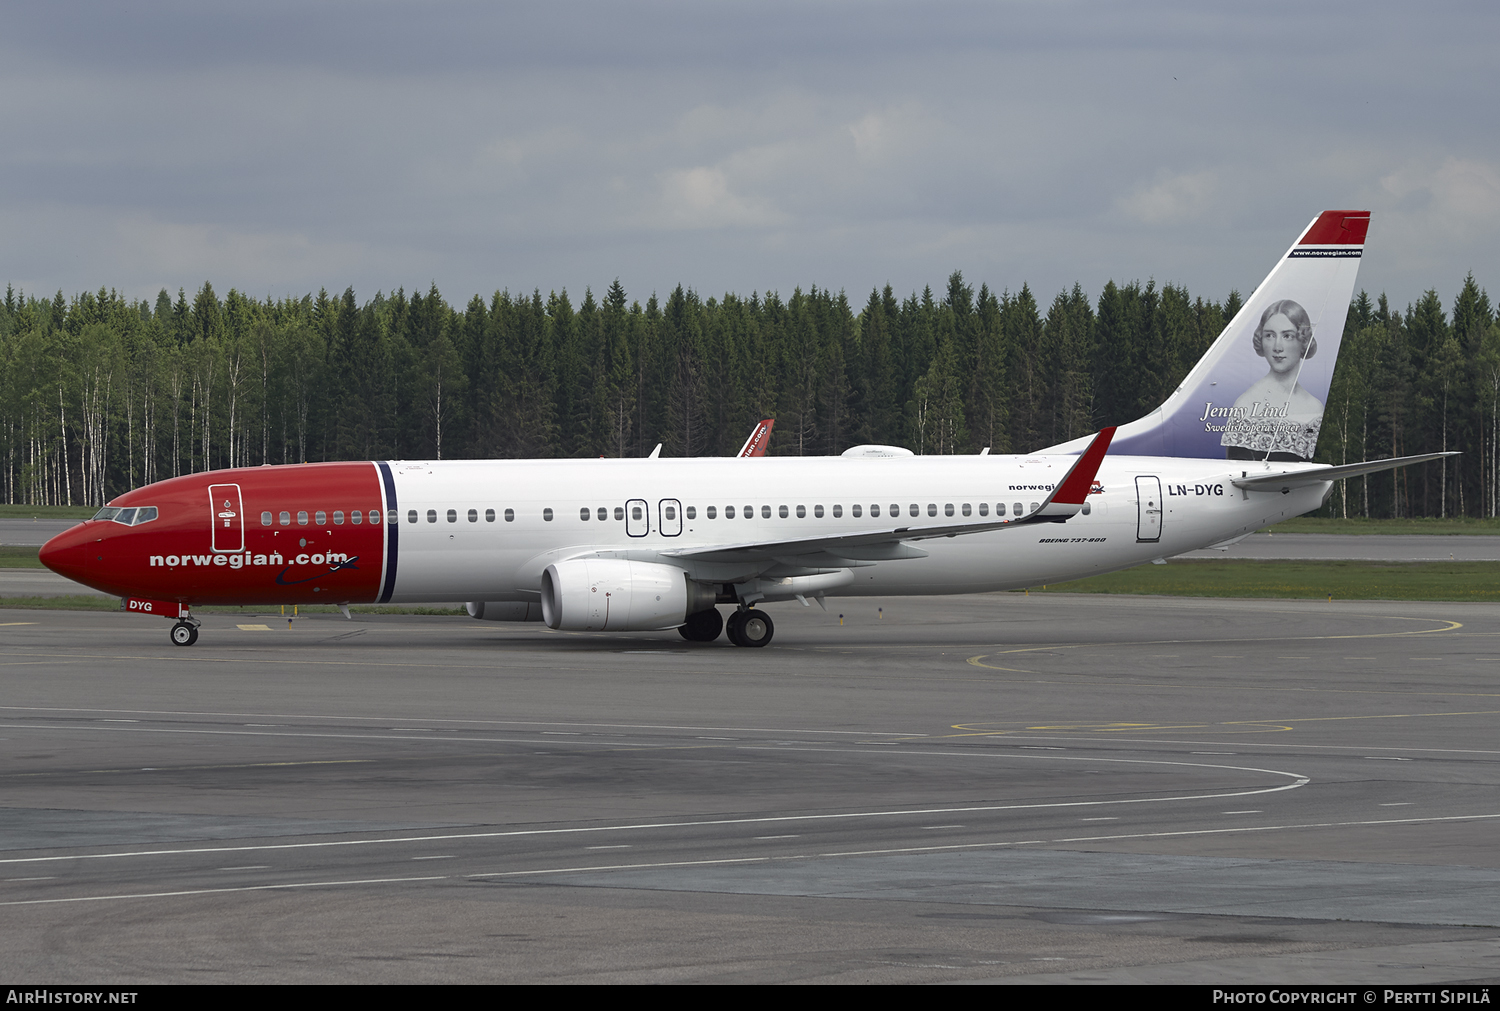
[170,620,200,646]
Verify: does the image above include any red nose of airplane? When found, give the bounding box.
[38,523,98,584]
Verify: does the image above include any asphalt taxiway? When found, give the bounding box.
[2,593,1499,983]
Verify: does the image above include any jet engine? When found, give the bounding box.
[540,559,716,631]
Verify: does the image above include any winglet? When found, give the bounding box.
[738,419,775,457]
[1033,426,1115,520]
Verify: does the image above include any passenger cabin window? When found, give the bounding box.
[468,509,478,523]
[724,506,735,519]
[996,503,1006,516]
[927,504,937,517]
[486,509,496,522]
[426,509,437,523]
[796,505,806,518]
[505,508,515,522]
[297,511,309,526]
[262,511,273,526]
[407,510,418,524]
[813,505,823,518]
[612,506,623,520]
[280,511,292,526]
[961,504,970,517]
[446,509,457,523]
[1013,502,1023,515]
[833,504,842,517]
[543,508,554,521]
[707,506,718,519]
[580,507,590,521]
[316,511,327,525]
[979,503,988,516]
[383,510,394,524]
[761,506,771,519]
[778,505,788,518]
[333,510,344,525]
[597,507,607,521]
[685,506,696,520]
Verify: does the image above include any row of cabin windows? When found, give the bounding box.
[255,500,1083,529]
[261,509,392,527]
[693,502,1042,519]
[394,501,1052,524]
[406,508,516,524]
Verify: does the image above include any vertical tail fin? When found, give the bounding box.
[1044,210,1369,460]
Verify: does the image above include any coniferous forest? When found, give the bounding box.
[1,271,1496,519]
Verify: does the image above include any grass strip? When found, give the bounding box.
[0,546,43,567]
[0,505,96,520]
[1264,516,1500,535]
[1032,558,1500,601]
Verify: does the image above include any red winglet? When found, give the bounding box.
[1299,210,1369,246]
[738,419,775,457]
[1050,426,1116,505]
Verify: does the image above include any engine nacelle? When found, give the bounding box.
[466,600,544,622]
[540,559,713,631]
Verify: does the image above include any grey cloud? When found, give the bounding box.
[2,1,1496,310]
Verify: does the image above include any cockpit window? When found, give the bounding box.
[93,506,157,526]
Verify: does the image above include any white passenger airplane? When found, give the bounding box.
[41,210,1449,647]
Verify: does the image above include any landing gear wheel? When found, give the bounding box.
[728,608,773,648]
[678,608,724,642]
[170,621,198,647]
[725,609,747,646]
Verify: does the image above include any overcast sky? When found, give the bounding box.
[3,1,1496,312]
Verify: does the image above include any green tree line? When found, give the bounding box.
[1,272,1495,519]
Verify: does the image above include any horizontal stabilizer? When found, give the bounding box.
[1231,452,1458,491]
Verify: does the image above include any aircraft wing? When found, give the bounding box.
[1231,451,1458,492]
[661,427,1115,564]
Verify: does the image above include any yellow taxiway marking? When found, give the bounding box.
[236,624,272,631]
[947,708,1500,738]
[0,622,37,626]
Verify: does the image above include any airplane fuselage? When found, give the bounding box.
[40,454,1327,607]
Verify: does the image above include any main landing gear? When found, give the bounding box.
[170,620,200,647]
[726,608,774,648]
[678,607,724,642]
[678,606,775,647]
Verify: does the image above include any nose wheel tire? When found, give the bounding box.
[170,621,198,647]
[726,608,773,648]
[678,608,724,642]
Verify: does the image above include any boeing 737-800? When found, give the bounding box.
[39,210,1448,647]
